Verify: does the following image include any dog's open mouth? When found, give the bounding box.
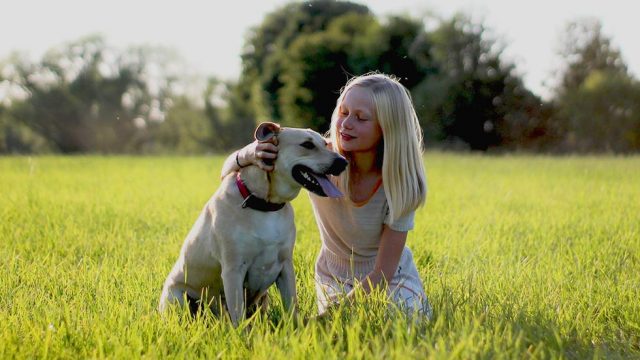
[292,165,343,198]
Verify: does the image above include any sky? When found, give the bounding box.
[1,0,638,99]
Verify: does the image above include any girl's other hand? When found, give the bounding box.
[238,139,279,172]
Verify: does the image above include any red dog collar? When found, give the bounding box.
[235,172,285,212]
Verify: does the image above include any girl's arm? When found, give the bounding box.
[338,226,406,305]
[360,226,407,293]
[362,225,408,293]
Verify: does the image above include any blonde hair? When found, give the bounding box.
[329,73,427,223]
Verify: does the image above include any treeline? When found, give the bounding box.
[1,1,639,154]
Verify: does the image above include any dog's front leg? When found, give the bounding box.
[276,260,297,315]
[222,265,247,326]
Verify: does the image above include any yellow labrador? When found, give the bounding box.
[159,122,347,325]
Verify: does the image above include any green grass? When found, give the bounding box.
[1,154,639,359]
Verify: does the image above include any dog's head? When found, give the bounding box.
[255,122,347,197]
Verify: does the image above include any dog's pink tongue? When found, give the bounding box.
[317,176,343,198]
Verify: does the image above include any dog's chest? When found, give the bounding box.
[255,222,290,244]
[242,220,293,268]
[245,246,286,289]
[234,210,294,246]
[240,217,294,291]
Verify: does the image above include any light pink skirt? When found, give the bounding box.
[314,246,432,319]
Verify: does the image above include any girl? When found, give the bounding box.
[224,73,431,318]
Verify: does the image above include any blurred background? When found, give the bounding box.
[1,0,638,154]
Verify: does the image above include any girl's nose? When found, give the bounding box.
[342,115,354,129]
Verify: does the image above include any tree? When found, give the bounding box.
[149,96,212,154]
[412,14,544,151]
[205,78,255,151]
[1,35,178,153]
[243,4,434,133]
[278,13,377,132]
[554,18,628,96]
[0,106,47,153]
[348,15,432,89]
[240,7,544,151]
[552,18,640,152]
[239,0,370,125]
[556,70,640,152]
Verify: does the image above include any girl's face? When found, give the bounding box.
[335,87,383,154]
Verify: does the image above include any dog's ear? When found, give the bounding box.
[254,122,281,142]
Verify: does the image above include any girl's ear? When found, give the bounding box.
[254,122,281,142]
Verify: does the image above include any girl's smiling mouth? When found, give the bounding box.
[340,132,355,141]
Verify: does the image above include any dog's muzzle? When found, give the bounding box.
[326,157,348,176]
[291,157,347,198]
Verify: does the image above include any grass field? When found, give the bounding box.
[1,154,639,359]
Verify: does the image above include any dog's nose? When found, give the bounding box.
[327,156,348,175]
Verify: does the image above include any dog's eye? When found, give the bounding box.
[300,141,315,150]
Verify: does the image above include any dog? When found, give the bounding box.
[158,122,347,325]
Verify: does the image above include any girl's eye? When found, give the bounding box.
[300,141,315,149]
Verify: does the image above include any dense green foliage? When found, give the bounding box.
[551,19,640,152]
[240,3,543,150]
[0,36,178,153]
[1,2,638,153]
[1,155,638,358]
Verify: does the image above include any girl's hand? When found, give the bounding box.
[237,139,279,172]
[310,303,339,323]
